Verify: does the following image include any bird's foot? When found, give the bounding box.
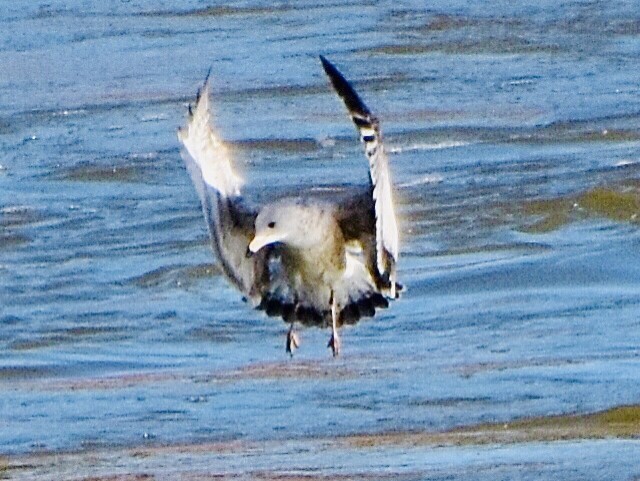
[327,330,341,357]
[286,328,300,356]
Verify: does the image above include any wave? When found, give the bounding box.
[387,140,471,154]
[398,174,444,188]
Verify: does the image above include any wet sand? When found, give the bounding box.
[4,404,639,480]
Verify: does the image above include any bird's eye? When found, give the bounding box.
[268,221,276,228]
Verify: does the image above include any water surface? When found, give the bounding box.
[1,1,639,479]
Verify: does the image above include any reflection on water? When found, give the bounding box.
[0,0,639,478]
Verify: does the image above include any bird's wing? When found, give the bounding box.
[178,72,244,197]
[320,56,399,297]
[178,73,259,300]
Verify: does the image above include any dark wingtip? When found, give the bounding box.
[196,67,213,104]
[203,66,212,86]
[319,55,371,116]
[319,55,332,75]
[319,55,343,92]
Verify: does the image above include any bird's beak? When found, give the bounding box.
[248,231,287,254]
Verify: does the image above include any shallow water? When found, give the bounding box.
[1,0,640,479]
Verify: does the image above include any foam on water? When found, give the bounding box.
[388,140,472,154]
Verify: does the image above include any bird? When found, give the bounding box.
[177,55,400,356]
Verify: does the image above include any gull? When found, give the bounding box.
[178,56,400,356]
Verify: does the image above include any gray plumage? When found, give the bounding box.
[178,56,401,355]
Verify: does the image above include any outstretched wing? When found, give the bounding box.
[178,72,243,198]
[178,73,259,300]
[320,56,399,297]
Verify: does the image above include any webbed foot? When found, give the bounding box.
[286,327,300,356]
[327,330,341,357]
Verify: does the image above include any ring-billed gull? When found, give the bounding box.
[178,56,401,356]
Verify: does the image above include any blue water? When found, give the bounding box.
[1,1,640,479]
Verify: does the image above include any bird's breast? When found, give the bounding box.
[283,236,345,289]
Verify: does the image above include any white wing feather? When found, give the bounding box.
[177,75,243,198]
[320,56,399,297]
[357,120,399,272]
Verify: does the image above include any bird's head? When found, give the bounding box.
[248,201,333,254]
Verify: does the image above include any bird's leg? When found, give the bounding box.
[327,291,341,357]
[286,322,300,356]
